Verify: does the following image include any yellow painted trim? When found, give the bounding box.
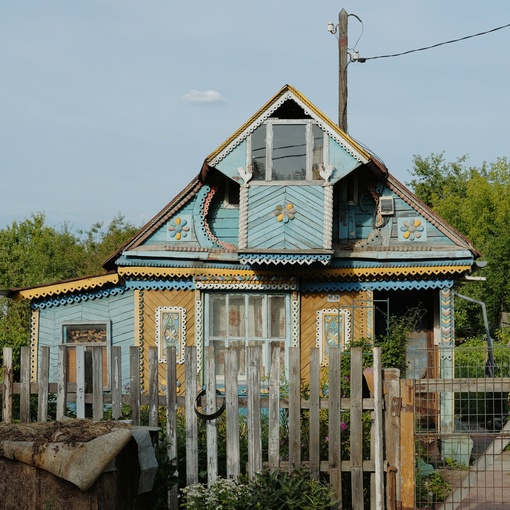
[17,273,120,300]
[205,84,372,165]
[119,265,470,280]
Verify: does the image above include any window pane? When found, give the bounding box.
[269,295,286,338]
[251,125,266,180]
[210,294,227,337]
[272,124,306,180]
[312,124,324,180]
[248,296,264,338]
[228,296,246,337]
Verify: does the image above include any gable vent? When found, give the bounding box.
[379,197,395,216]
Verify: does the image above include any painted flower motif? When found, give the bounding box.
[400,219,424,241]
[168,217,190,240]
[273,203,296,223]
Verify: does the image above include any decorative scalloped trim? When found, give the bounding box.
[316,308,351,365]
[32,286,128,310]
[126,280,194,291]
[323,185,334,250]
[155,306,186,364]
[195,275,297,290]
[209,91,367,168]
[139,290,145,391]
[239,253,332,266]
[302,279,455,292]
[202,185,237,252]
[291,293,300,347]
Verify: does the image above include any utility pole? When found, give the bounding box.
[338,9,348,132]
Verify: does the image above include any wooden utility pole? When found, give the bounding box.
[338,9,348,132]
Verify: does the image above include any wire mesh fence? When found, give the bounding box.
[410,344,510,509]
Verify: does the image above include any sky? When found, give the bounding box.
[1,1,510,232]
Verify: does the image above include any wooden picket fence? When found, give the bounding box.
[1,344,403,510]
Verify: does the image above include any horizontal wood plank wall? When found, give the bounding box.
[142,289,195,391]
[300,291,369,382]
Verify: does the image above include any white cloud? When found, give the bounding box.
[181,89,225,104]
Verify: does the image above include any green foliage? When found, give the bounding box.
[416,471,452,508]
[0,212,138,369]
[409,153,510,334]
[181,469,335,510]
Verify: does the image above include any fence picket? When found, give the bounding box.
[56,344,68,420]
[247,345,262,478]
[2,347,13,423]
[148,346,158,427]
[166,346,179,510]
[350,348,364,510]
[185,346,199,486]
[76,345,86,419]
[129,346,141,425]
[37,346,50,422]
[111,346,122,420]
[309,348,320,480]
[20,346,31,423]
[288,346,301,468]
[329,347,342,510]
[205,345,218,483]
[268,343,281,470]
[225,345,240,479]
[92,346,103,421]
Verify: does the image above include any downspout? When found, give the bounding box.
[453,292,496,377]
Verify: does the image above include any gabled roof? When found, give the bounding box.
[103,84,389,269]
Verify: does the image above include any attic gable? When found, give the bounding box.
[207,85,373,186]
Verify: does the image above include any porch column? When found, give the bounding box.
[439,288,455,432]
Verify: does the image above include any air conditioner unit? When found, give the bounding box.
[379,196,395,216]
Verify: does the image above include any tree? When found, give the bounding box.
[408,154,510,335]
[0,212,139,368]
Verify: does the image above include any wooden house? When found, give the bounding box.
[13,85,480,391]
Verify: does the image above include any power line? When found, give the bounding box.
[357,22,510,62]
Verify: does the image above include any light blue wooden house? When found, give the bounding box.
[14,85,480,391]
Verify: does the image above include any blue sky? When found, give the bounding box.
[1,1,509,231]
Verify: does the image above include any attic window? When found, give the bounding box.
[250,120,325,182]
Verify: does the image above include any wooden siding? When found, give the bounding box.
[247,185,325,250]
[141,288,196,391]
[37,292,135,384]
[300,291,370,382]
[208,197,239,245]
[329,138,361,182]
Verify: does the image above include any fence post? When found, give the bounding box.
[130,346,141,425]
[111,346,122,420]
[148,346,158,427]
[309,348,321,480]
[57,344,68,420]
[247,345,262,478]
[350,348,364,510]
[328,347,342,510]
[268,343,281,471]
[166,346,179,510]
[20,346,31,423]
[383,368,401,510]
[76,345,86,419]
[2,347,13,423]
[185,346,199,486]
[92,346,104,421]
[288,346,301,468]
[37,346,50,422]
[400,379,415,510]
[225,345,240,479]
[373,348,384,510]
[205,345,218,483]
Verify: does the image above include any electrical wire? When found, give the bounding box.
[358,22,510,62]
